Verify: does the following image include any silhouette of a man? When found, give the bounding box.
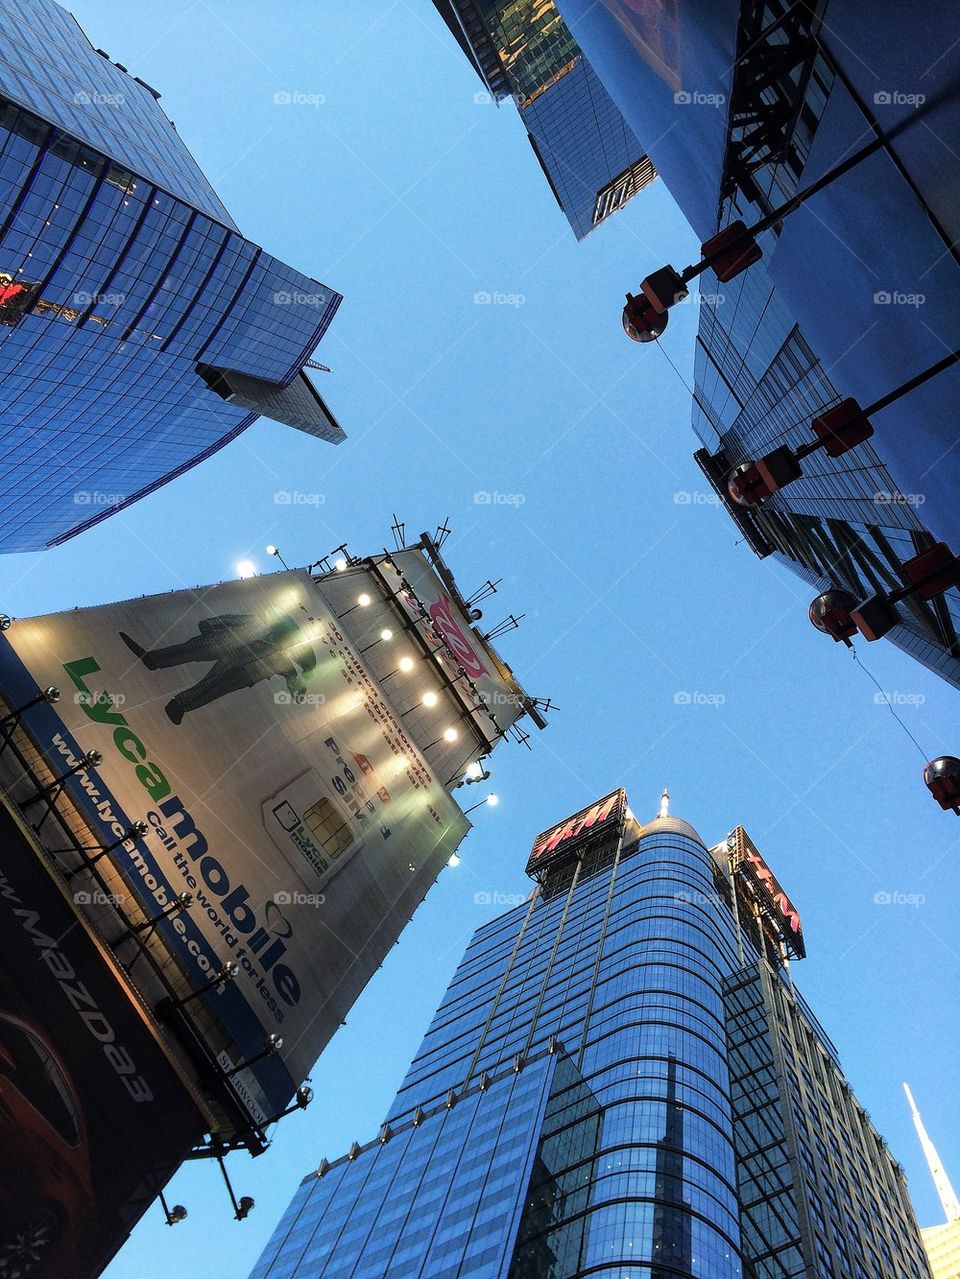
[120,613,318,724]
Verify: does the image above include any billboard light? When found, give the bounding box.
[128,890,194,936]
[1,683,60,726]
[223,1033,284,1077]
[161,960,238,1013]
[64,818,149,878]
[464,793,498,815]
[23,748,102,805]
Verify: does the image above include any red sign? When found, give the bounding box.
[527,789,625,875]
[744,849,802,937]
[427,594,488,680]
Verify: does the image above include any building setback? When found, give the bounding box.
[0,0,343,553]
[250,789,930,1278]
[430,1,656,239]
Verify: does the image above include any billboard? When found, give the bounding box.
[0,570,469,1125]
[526,789,626,877]
[729,828,805,959]
[384,550,526,736]
[0,802,203,1278]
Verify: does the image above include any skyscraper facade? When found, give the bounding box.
[431,1,655,239]
[0,0,343,553]
[552,0,960,690]
[250,789,930,1278]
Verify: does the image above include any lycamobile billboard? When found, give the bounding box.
[0,570,469,1123]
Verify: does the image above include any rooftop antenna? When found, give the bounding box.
[434,518,452,550]
[659,788,670,818]
[481,613,525,643]
[304,360,332,373]
[525,697,556,716]
[390,516,405,551]
[904,1082,960,1222]
[465,579,501,608]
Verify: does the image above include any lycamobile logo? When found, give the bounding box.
[63,656,302,1011]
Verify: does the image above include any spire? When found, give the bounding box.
[904,1082,960,1223]
[658,788,670,819]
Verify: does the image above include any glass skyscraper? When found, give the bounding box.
[552,0,960,691]
[250,789,930,1278]
[431,1,655,239]
[0,0,343,553]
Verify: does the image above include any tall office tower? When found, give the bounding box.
[905,1084,960,1278]
[430,2,656,238]
[0,530,545,1274]
[0,0,343,554]
[251,789,930,1278]
[551,0,960,690]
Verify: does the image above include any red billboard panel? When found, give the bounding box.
[526,789,626,877]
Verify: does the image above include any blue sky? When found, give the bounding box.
[2,1,957,1272]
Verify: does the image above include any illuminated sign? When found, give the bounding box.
[428,594,488,680]
[526,789,625,877]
